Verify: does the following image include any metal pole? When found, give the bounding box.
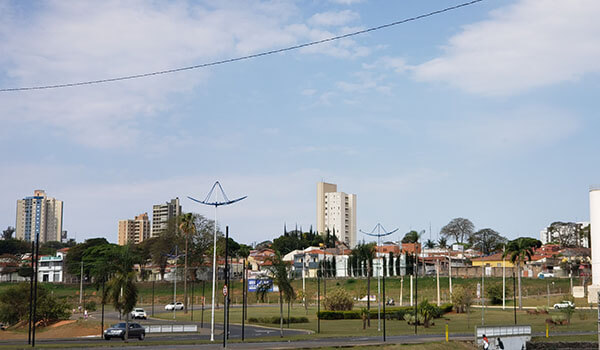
[79,261,83,306]
[31,232,40,348]
[502,254,506,310]
[302,256,306,310]
[191,279,195,321]
[448,254,452,298]
[414,252,418,335]
[513,270,517,325]
[597,291,599,350]
[436,259,440,306]
[101,281,105,337]
[482,263,485,326]
[152,279,155,317]
[174,245,177,320]
[223,226,229,348]
[210,205,218,342]
[377,235,381,332]
[383,266,386,342]
[547,281,550,308]
[317,265,321,334]
[242,259,245,341]
[202,280,206,328]
[28,240,34,344]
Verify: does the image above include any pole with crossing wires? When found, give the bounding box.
[223,227,229,348]
[31,230,40,348]
[242,258,246,341]
[28,240,34,344]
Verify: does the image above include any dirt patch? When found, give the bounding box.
[0,320,101,340]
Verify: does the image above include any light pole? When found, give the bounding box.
[188,181,247,342]
[360,223,398,332]
[502,245,506,310]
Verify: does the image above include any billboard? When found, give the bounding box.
[247,278,279,292]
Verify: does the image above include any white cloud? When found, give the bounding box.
[413,0,600,96]
[0,1,372,148]
[308,10,359,27]
[330,0,364,5]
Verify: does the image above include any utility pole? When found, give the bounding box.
[436,259,440,306]
[80,261,83,307]
[502,247,506,310]
[359,223,398,332]
[28,240,34,345]
[223,226,229,348]
[188,181,246,342]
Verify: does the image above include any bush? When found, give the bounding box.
[85,301,97,312]
[346,278,356,284]
[323,288,354,311]
[248,316,309,324]
[0,283,71,326]
[486,283,504,305]
[440,303,453,314]
[452,285,474,313]
[317,307,414,320]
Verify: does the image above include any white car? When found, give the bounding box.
[165,302,184,311]
[130,308,147,319]
[538,272,554,278]
[553,301,575,309]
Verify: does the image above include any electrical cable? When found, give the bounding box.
[0,0,484,92]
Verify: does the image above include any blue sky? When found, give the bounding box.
[1,0,599,245]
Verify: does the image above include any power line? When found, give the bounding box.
[0,0,484,92]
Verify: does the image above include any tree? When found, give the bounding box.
[0,239,30,256]
[547,222,588,248]
[265,252,294,337]
[0,283,70,326]
[2,226,14,240]
[352,242,375,327]
[106,246,139,342]
[437,237,448,249]
[440,218,474,244]
[65,238,109,279]
[425,239,435,249]
[179,213,196,314]
[401,230,421,244]
[418,300,437,328]
[469,228,507,255]
[503,237,541,310]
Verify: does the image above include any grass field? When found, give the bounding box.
[0,275,587,309]
[154,300,598,337]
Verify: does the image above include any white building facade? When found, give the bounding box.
[317,182,357,248]
[152,197,181,237]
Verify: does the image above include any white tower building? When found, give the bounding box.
[317,182,357,248]
[589,188,600,302]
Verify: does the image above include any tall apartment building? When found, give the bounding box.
[316,182,357,248]
[152,198,181,237]
[15,190,63,243]
[118,213,151,245]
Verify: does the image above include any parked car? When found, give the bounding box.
[553,301,575,309]
[130,308,147,319]
[538,272,554,278]
[165,302,184,311]
[103,322,145,340]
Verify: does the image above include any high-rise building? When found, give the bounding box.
[15,190,63,243]
[118,213,151,245]
[152,198,181,237]
[316,182,357,248]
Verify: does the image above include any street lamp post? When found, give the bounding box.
[188,181,246,342]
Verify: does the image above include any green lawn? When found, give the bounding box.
[154,301,597,338]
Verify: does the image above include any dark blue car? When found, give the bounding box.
[103,322,145,340]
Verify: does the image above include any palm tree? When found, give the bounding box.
[266,252,294,337]
[425,239,435,249]
[502,238,541,310]
[107,245,138,342]
[179,213,196,314]
[352,242,376,327]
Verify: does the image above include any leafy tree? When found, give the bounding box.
[2,226,15,240]
[503,237,541,310]
[38,240,72,256]
[388,252,394,276]
[547,222,589,248]
[401,230,421,244]
[440,218,474,244]
[0,283,70,326]
[65,238,109,278]
[352,242,375,327]
[323,287,354,311]
[265,252,294,337]
[0,239,30,256]
[469,228,507,254]
[107,245,138,342]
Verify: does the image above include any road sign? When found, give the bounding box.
[223,285,228,296]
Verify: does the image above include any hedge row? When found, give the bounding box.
[248,316,309,324]
[317,304,453,320]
